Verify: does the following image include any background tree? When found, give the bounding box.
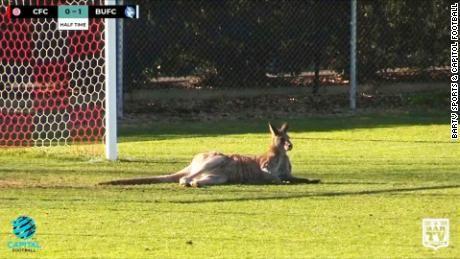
[123,0,450,89]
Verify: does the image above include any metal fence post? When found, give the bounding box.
[350,0,357,110]
[116,0,124,119]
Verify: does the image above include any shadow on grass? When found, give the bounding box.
[119,113,446,143]
[321,181,389,185]
[170,184,460,204]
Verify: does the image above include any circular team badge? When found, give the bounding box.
[12,216,36,240]
[12,7,21,17]
[124,6,135,18]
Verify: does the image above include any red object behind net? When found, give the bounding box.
[0,0,106,146]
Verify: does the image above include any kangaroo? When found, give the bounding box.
[99,122,320,187]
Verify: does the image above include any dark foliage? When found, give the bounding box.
[123,0,450,89]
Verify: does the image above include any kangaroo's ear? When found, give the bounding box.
[280,122,289,133]
[269,122,279,136]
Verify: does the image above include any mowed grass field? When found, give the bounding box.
[0,113,459,258]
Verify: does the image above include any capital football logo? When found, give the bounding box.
[12,216,36,239]
[7,215,41,252]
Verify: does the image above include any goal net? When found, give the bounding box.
[0,0,116,158]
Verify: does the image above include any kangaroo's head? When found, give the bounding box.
[269,122,292,151]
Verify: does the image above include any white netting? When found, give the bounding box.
[0,0,106,147]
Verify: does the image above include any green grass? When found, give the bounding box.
[0,113,459,258]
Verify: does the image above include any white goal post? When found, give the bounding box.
[104,2,117,160]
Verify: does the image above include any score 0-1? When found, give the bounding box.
[64,7,83,15]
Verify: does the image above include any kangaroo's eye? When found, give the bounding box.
[280,137,285,142]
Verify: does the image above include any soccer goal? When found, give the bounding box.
[0,0,117,160]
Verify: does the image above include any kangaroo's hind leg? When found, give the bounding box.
[190,174,228,188]
[179,154,228,187]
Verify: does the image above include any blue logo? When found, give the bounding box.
[12,216,36,240]
[124,6,136,19]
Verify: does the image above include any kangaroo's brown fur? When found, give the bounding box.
[99,123,319,187]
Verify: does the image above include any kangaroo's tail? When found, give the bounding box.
[99,167,190,185]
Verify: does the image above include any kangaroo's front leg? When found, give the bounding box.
[284,177,321,184]
[253,171,282,184]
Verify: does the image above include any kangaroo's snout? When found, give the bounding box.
[285,141,293,151]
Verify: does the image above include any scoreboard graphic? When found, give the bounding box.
[7,4,138,30]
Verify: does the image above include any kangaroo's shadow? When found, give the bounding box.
[171,184,460,204]
[238,178,322,186]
